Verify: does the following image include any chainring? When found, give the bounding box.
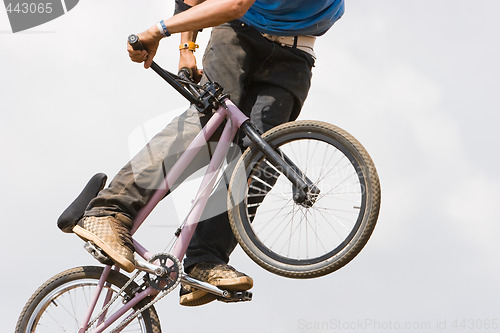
[145,253,182,291]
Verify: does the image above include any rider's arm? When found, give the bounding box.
[162,0,255,34]
[179,30,203,82]
[128,0,256,68]
[178,0,204,82]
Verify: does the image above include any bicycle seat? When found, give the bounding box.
[57,173,107,233]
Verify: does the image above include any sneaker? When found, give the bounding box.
[179,262,253,306]
[73,214,136,273]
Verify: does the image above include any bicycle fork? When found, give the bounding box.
[239,120,321,206]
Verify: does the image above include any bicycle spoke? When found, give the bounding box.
[43,309,75,332]
[267,206,299,253]
[249,180,289,201]
[315,155,350,186]
[315,148,339,184]
[251,192,294,219]
[250,175,274,190]
[54,291,81,329]
[275,206,330,259]
[318,209,346,240]
[300,207,330,258]
[256,204,296,243]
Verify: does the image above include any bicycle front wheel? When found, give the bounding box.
[228,120,381,278]
[15,266,161,333]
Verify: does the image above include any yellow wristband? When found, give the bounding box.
[179,42,199,52]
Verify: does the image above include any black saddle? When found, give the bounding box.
[57,173,107,233]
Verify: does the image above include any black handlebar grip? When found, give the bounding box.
[128,34,145,51]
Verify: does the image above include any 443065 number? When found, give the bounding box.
[6,2,53,14]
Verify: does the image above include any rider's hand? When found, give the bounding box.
[179,48,203,83]
[127,26,163,69]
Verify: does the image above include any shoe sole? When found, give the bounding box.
[179,289,217,307]
[179,276,253,307]
[73,225,135,273]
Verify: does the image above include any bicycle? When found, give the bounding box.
[15,34,381,332]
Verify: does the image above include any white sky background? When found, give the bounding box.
[2,1,500,332]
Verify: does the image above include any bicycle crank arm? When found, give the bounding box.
[180,275,252,302]
[135,259,167,277]
[181,275,228,297]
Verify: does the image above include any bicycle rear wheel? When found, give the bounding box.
[228,120,380,278]
[15,266,161,333]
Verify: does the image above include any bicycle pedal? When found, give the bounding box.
[217,290,253,303]
[84,241,114,266]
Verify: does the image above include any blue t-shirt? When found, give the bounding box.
[240,0,345,36]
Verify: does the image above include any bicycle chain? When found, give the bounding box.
[86,270,141,330]
[84,254,182,332]
[110,281,178,333]
[110,254,182,333]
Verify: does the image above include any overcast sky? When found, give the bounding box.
[2,1,500,332]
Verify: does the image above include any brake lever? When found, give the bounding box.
[178,67,194,83]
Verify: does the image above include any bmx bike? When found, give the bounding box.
[15,34,381,332]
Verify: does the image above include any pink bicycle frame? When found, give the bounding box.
[79,99,249,333]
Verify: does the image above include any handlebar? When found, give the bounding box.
[127,34,200,105]
[128,34,194,83]
[127,34,226,114]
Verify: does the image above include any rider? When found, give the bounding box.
[73,0,345,306]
